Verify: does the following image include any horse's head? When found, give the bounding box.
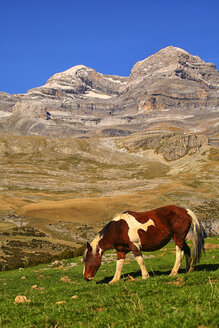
[83,241,102,281]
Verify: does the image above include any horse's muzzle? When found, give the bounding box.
[84,274,94,281]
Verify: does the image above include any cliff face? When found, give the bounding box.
[0,46,219,138]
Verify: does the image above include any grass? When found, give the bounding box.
[0,238,218,328]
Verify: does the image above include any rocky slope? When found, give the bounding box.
[0,46,218,138]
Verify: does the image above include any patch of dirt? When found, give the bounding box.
[204,243,219,249]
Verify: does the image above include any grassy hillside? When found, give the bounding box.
[0,238,218,328]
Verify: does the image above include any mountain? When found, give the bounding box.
[0,47,218,266]
[0,46,218,139]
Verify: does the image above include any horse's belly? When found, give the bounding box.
[139,227,171,252]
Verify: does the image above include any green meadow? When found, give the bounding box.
[0,238,218,328]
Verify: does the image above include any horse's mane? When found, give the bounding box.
[99,212,131,238]
[99,221,112,237]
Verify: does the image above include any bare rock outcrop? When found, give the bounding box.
[157,134,208,160]
[5,101,51,135]
[119,133,209,160]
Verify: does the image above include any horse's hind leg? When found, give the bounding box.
[182,241,193,273]
[109,251,126,284]
[169,245,184,277]
[170,222,191,277]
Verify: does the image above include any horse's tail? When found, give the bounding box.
[186,209,205,265]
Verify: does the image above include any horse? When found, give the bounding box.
[83,205,205,284]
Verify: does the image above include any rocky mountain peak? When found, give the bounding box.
[130,46,207,80]
[25,63,127,101]
[46,65,91,84]
[55,64,88,76]
[126,46,219,113]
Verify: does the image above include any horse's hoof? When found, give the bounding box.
[109,279,119,284]
[188,266,194,273]
[169,272,177,277]
[142,275,150,280]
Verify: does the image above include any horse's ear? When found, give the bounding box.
[85,242,92,251]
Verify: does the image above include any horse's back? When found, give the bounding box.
[126,205,191,229]
[124,205,192,251]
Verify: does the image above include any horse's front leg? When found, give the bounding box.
[109,251,126,284]
[130,243,149,280]
[135,255,150,279]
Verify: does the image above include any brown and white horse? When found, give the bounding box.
[83,205,205,284]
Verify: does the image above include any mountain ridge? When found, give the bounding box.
[0,46,218,138]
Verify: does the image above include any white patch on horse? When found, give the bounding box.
[98,247,103,256]
[113,213,155,249]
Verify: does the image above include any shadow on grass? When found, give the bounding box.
[96,270,170,284]
[194,263,219,272]
[96,263,219,284]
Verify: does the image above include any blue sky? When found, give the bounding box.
[1,0,219,94]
